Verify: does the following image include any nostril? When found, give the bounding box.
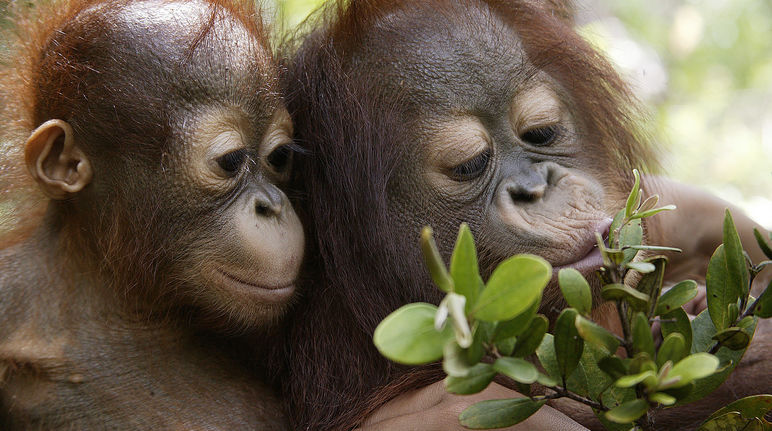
[255,201,272,217]
[509,189,538,202]
[507,183,546,203]
[254,184,285,218]
[255,198,282,218]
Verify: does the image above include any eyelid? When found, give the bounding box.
[520,124,561,146]
[449,149,490,181]
[215,148,250,175]
[511,85,563,131]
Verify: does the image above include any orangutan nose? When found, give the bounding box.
[506,173,547,203]
[254,184,284,218]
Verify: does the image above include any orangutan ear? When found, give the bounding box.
[25,119,93,199]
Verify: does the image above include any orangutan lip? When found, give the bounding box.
[551,218,612,273]
[553,247,604,273]
[217,269,295,292]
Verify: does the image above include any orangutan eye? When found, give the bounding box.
[450,150,490,181]
[216,149,248,175]
[266,145,293,173]
[521,125,559,146]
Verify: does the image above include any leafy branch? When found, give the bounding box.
[373,170,772,430]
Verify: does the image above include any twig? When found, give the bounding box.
[540,386,608,411]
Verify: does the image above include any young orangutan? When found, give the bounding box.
[0,0,303,428]
[277,0,771,429]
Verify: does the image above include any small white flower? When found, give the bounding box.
[434,298,450,331]
[436,292,472,348]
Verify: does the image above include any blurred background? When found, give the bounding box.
[266,0,772,229]
[1,0,770,228]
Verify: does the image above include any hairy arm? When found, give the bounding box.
[642,176,771,295]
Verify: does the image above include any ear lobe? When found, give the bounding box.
[25,119,93,199]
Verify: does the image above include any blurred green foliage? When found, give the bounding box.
[271,0,324,31]
[589,0,772,228]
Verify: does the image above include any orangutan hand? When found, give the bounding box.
[356,380,589,431]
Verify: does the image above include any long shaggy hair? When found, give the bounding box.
[273,0,659,429]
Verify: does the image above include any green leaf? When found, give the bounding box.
[631,312,655,357]
[615,371,657,388]
[575,315,620,354]
[630,205,677,220]
[443,341,475,378]
[559,268,592,315]
[493,357,539,384]
[704,395,772,423]
[493,296,540,342]
[667,353,720,388]
[536,334,560,385]
[698,412,763,431]
[605,398,649,424]
[637,256,667,317]
[627,245,682,253]
[512,315,548,358]
[538,335,613,401]
[738,315,756,332]
[603,247,627,266]
[723,210,751,298]
[624,169,641,219]
[444,363,496,395]
[628,352,657,375]
[649,392,676,406]
[657,333,686,369]
[619,218,643,263]
[607,209,625,248]
[474,255,551,322]
[661,381,696,401]
[459,398,546,429]
[753,281,772,318]
[598,356,628,380]
[655,280,698,316]
[536,373,557,387]
[420,227,453,293]
[711,327,751,351]
[601,283,649,311]
[679,309,756,405]
[626,261,655,273]
[450,223,480,313]
[637,194,659,214]
[754,228,772,260]
[706,245,735,331]
[373,303,452,365]
[564,352,590,397]
[661,307,693,352]
[469,320,495,363]
[496,337,516,356]
[554,309,583,382]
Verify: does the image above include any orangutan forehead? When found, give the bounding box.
[68,0,272,80]
[74,0,279,115]
[350,2,536,108]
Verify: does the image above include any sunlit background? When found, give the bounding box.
[266,0,772,229]
[1,0,770,228]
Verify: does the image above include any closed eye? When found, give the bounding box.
[450,150,490,181]
[520,125,560,146]
[216,149,248,175]
[266,145,292,173]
